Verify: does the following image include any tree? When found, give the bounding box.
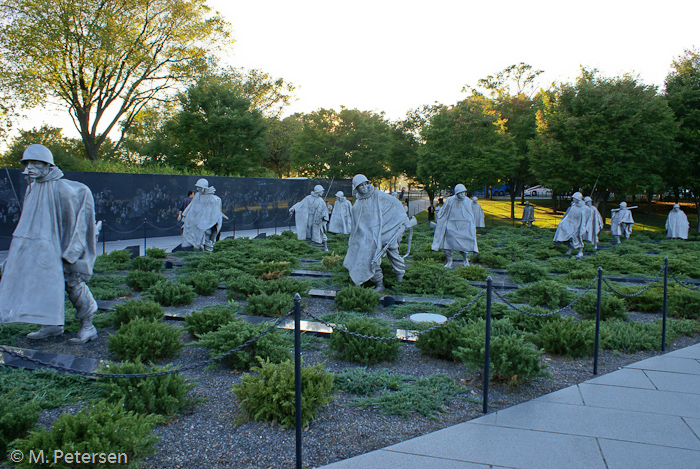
[0,0,231,161]
[531,69,677,217]
[466,63,543,218]
[2,125,86,170]
[264,115,302,178]
[291,108,393,182]
[420,97,515,197]
[154,77,267,176]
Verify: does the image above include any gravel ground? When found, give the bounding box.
[5,285,700,469]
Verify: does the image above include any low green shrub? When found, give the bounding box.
[246,292,295,318]
[573,292,627,320]
[179,272,220,296]
[126,270,165,292]
[260,277,311,297]
[93,250,132,273]
[399,260,479,297]
[145,247,167,258]
[329,317,400,365]
[533,317,596,357]
[350,374,467,418]
[196,319,291,371]
[453,264,488,281]
[86,275,131,301]
[0,388,40,460]
[334,368,414,395]
[620,284,664,313]
[98,359,202,416]
[130,256,164,272]
[474,252,509,269]
[507,261,547,283]
[10,399,163,469]
[185,304,241,337]
[322,251,341,270]
[414,320,465,360]
[508,307,562,333]
[509,280,574,309]
[226,273,264,299]
[601,320,658,352]
[454,320,547,383]
[0,368,101,409]
[250,261,292,280]
[334,285,381,312]
[148,280,196,306]
[668,288,700,319]
[108,318,183,362]
[232,358,335,429]
[113,299,164,327]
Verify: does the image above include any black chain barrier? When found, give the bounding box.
[145,221,182,231]
[668,267,700,290]
[0,310,294,379]
[602,263,665,297]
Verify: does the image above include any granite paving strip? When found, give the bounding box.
[597,438,700,469]
[623,354,700,374]
[578,382,700,418]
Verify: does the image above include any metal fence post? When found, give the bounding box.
[594,267,602,375]
[483,276,492,414]
[143,217,147,253]
[294,293,302,469]
[102,220,106,255]
[274,213,278,235]
[232,215,236,239]
[257,215,260,236]
[662,257,668,351]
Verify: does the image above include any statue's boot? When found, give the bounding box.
[373,280,386,293]
[27,325,64,340]
[461,252,470,266]
[68,316,98,344]
[395,272,404,282]
[444,252,453,268]
[575,248,584,260]
[565,247,573,255]
[614,236,621,245]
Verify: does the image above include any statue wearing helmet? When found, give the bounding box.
[289,183,329,249]
[344,174,417,292]
[521,201,536,228]
[582,196,604,249]
[328,191,352,235]
[471,196,485,228]
[0,144,100,344]
[553,192,586,258]
[610,201,636,244]
[181,178,223,251]
[431,183,478,268]
[665,204,689,240]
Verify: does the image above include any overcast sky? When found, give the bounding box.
[211,0,699,121]
[16,0,700,138]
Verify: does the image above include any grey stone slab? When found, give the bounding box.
[684,417,700,437]
[586,368,656,390]
[96,299,117,311]
[308,288,338,299]
[384,423,606,469]
[598,438,700,469]
[290,269,332,277]
[579,383,700,418]
[392,296,455,306]
[664,344,700,360]
[70,357,102,374]
[319,450,491,469]
[534,385,584,405]
[487,400,700,449]
[410,313,447,324]
[625,355,700,375]
[645,369,700,394]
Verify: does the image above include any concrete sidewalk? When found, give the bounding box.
[319,343,700,469]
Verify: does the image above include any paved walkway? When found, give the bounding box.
[319,342,700,469]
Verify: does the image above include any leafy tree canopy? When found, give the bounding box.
[0,0,231,161]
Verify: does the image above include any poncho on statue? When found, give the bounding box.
[666,205,689,239]
[583,199,604,245]
[610,203,635,239]
[328,192,352,234]
[431,194,478,254]
[0,166,97,326]
[343,182,410,286]
[182,185,223,251]
[553,202,586,249]
[290,186,329,244]
[471,197,485,227]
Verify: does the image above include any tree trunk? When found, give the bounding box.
[601,198,608,228]
[647,189,653,216]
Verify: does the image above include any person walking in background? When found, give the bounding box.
[177,191,194,222]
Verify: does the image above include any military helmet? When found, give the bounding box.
[195,178,209,189]
[352,174,369,190]
[313,184,324,194]
[335,191,344,198]
[454,184,467,195]
[21,144,55,166]
[572,192,583,201]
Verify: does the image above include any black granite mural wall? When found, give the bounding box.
[0,169,351,250]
